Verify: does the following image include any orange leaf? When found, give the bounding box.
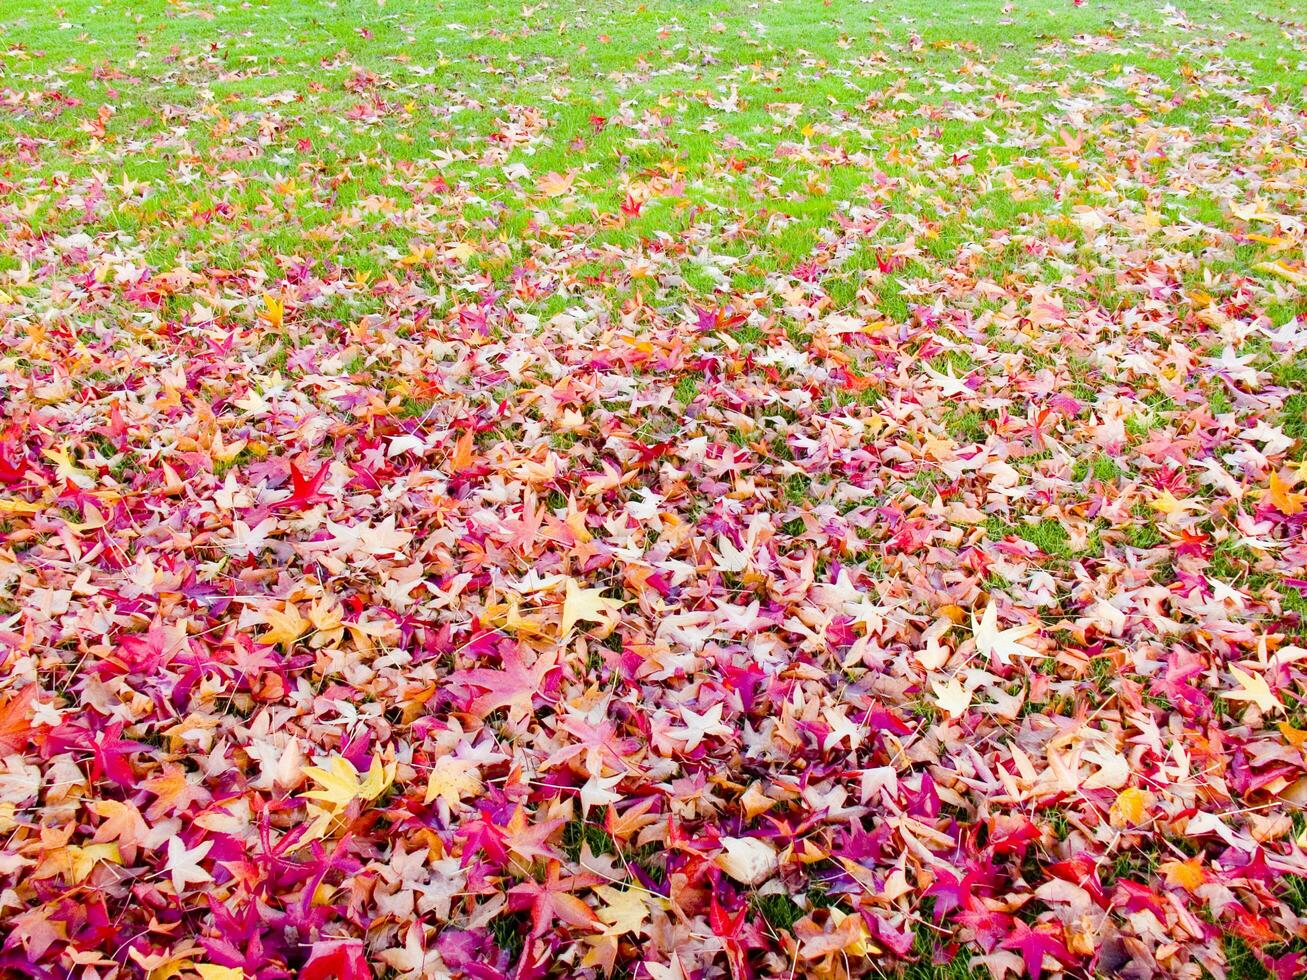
[1267,471,1306,516]
[1160,857,1206,892]
[450,428,475,472]
[0,686,37,755]
[1279,722,1307,749]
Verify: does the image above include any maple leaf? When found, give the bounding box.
[1109,787,1152,827]
[305,595,346,648]
[714,534,750,573]
[302,940,370,980]
[1263,470,1306,516]
[662,701,732,753]
[508,860,602,937]
[1225,665,1283,715]
[932,676,972,718]
[89,799,149,847]
[594,884,656,936]
[1159,856,1205,892]
[300,754,396,810]
[298,754,398,839]
[258,602,309,650]
[378,921,444,978]
[319,515,413,561]
[578,772,625,814]
[274,460,331,510]
[538,170,575,197]
[90,723,146,787]
[224,516,278,558]
[545,711,636,776]
[925,868,978,919]
[1149,488,1201,517]
[449,645,558,722]
[7,904,66,960]
[142,763,212,819]
[423,754,482,807]
[0,685,38,755]
[971,601,1039,667]
[1000,921,1075,980]
[257,292,285,329]
[559,576,625,636]
[166,836,214,894]
[502,804,567,865]
[110,617,173,675]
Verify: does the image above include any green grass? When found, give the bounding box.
[0,0,1294,298]
[754,892,805,933]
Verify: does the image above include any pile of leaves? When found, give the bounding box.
[1,0,1306,977]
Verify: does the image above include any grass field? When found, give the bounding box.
[1,0,1306,977]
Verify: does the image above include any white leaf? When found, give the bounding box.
[716,837,778,885]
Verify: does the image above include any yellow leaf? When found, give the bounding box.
[43,447,91,484]
[196,967,245,980]
[594,885,657,935]
[300,754,395,811]
[305,597,345,648]
[258,603,308,650]
[0,498,42,515]
[560,577,625,637]
[1225,665,1283,714]
[1110,787,1151,827]
[1265,471,1306,517]
[1160,856,1205,893]
[1149,489,1181,515]
[210,429,248,463]
[258,294,284,329]
[828,907,881,956]
[68,842,123,883]
[357,754,397,801]
[144,960,189,980]
[1255,261,1307,286]
[1247,232,1288,248]
[1279,722,1307,749]
[423,755,482,807]
[481,596,537,636]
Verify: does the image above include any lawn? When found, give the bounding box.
[0,0,1305,977]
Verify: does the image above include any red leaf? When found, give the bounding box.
[276,460,330,510]
[302,940,370,980]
